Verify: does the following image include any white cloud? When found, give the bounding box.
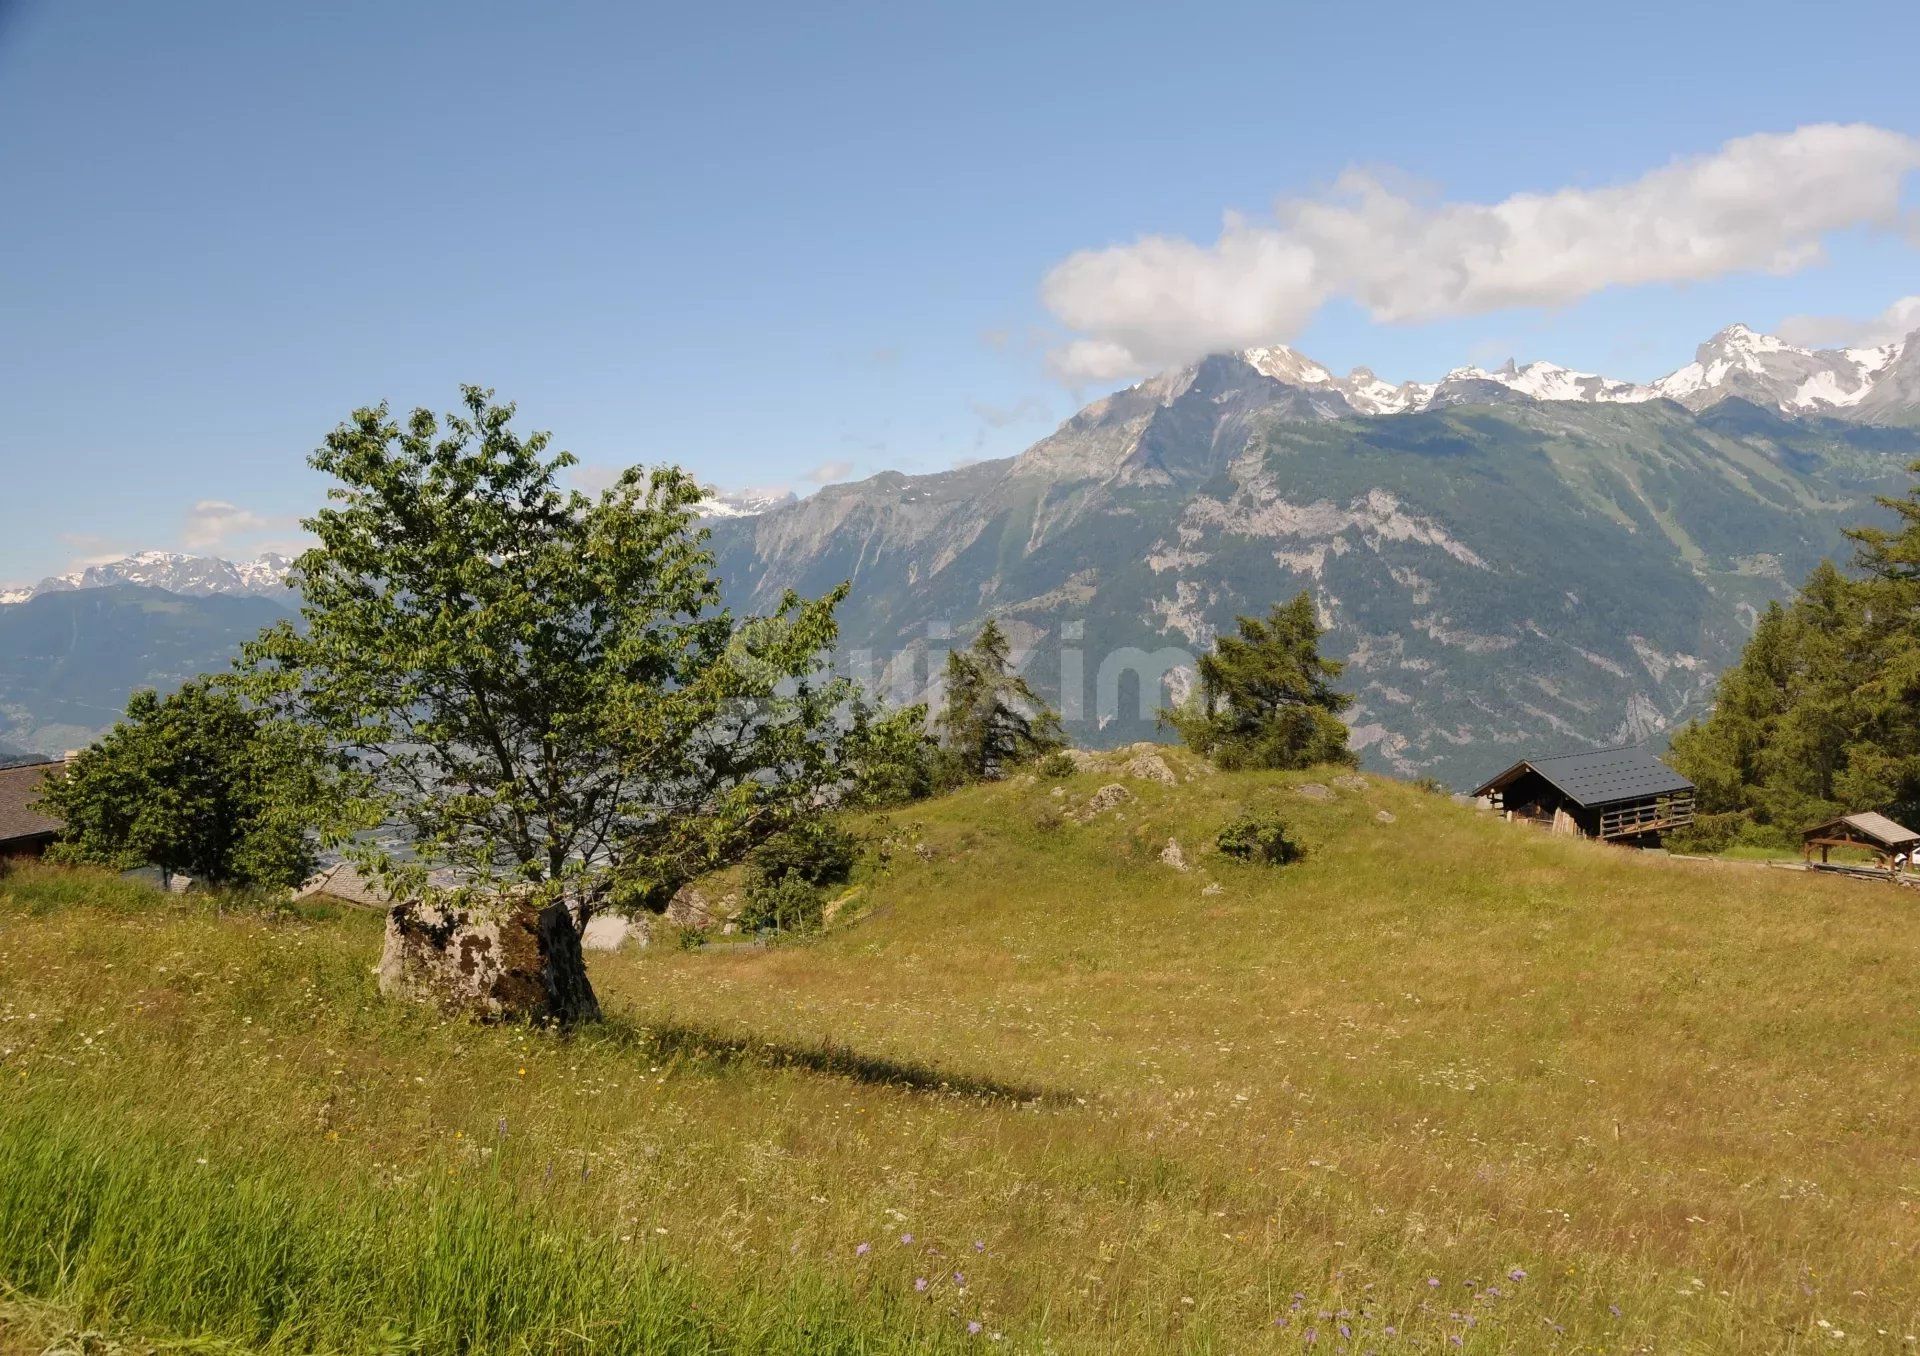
[182,500,269,550]
[1776,294,1920,349]
[805,459,855,485]
[1042,124,1920,382]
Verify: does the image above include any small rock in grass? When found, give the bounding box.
[1123,752,1178,785]
[1201,881,1223,896]
[1074,783,1134,821]
[1375,809,1397,824]
[1297,783,1333,800]
[1333,774,1368,792]
[1159,838,1189,872]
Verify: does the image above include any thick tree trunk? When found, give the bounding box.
[377,896,601,1026]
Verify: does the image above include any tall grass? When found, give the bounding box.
[0,1089,955,1354]
[5,756,1920,1352]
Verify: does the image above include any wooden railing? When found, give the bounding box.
[1599,793,1695,840]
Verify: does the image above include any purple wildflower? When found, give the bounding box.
[973,1240,985,1252]
[1428,1277,1441,1288]
[855,1242,871,1257]
[1609,1304,1623,1319]
[967,1321,983,1335]
[1509,1267,1527,1282]
[900,1233,914,1245]
[915,1277,929,1293]
[1304,1328,1317,1345]
[954,1271,967,1287]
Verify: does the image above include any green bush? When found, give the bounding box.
[750,820,857,888]
[1665,810,1747,854]
[1216,812,1302,866]
[736,871,824,934]
[1036,750,1077,779]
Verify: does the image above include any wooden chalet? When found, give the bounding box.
[1801,813,1920,877]
[0,758,65,860]
[1473,745,1695,844]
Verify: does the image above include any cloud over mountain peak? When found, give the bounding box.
[1042,125,1920,383]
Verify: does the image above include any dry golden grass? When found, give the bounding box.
[4,751,1919,1352]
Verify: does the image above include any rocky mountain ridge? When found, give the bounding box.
[1233,322,1917,422]
[3,550,296,606]
[706,346,1920,784]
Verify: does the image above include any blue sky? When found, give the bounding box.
[2,0,1917,586]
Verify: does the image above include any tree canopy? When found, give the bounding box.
[1670,461,1920,833]
[40,679,328,889]
[241,386,854,917]
[935,620,1064,780]
[1165,591,1355,771]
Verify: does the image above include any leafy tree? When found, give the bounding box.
[40,679,328,889]
[935,620,1065,780]
[241,386,853,922]
[1165,591,1355,770]
[841,693,945,807]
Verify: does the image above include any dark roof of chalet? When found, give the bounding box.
[1802,812,1920,850]
[1472,745,1694,808]
[0,759,65,845]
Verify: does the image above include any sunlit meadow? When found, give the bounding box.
[4,752,1919,1353]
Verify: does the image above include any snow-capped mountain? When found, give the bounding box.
[694,488,799,519]
[1227,323,1918,422]
[9,550,296,604]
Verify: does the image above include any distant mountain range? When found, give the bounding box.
[0,586,293,756]
[1229,322,1916,420]
[0,550,296,606]
[705,324,1920,785]
[6,322,1918,781]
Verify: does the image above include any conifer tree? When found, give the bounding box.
[1166,591,1355,771]
[935,620,1064,780]
[1670,461,1920,832]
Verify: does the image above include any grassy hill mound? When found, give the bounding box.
[4,751,1919,1352]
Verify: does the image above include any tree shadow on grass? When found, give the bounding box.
[593,1014,1079,1108]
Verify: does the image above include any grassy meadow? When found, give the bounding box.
[4,750,1920,1353]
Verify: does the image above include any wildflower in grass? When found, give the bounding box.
[1428,1278,1440,1288]
[954,1271,967,1287]
[1609,1305,1623,1319]
[974,1240,985,1252]
[1303,1328,1316,1345]
[1509,1267,1527,1282]
[915,1278,929,1293]
[967,1321,983,1335]
[856,1242,871,1256]
[900,1233,914,1245]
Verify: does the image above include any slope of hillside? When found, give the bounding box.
[6,756,1919,1352]
[0,585,289,754]
[710,365,1920,784]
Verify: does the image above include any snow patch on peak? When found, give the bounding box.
[1242,346,1334,386]
[695,488,798,520]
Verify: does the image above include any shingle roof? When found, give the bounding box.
[1805,812,1920,850]
[1474,745,1694,807]
[293,863,397,908]
[293,862,466,908]
[0,760,64,846]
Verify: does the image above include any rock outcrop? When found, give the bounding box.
[378,898,600,1026]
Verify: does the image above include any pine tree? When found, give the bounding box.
[1670,461,1920,832]
[936,620,1064,780]
[1165,592,1355,771]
